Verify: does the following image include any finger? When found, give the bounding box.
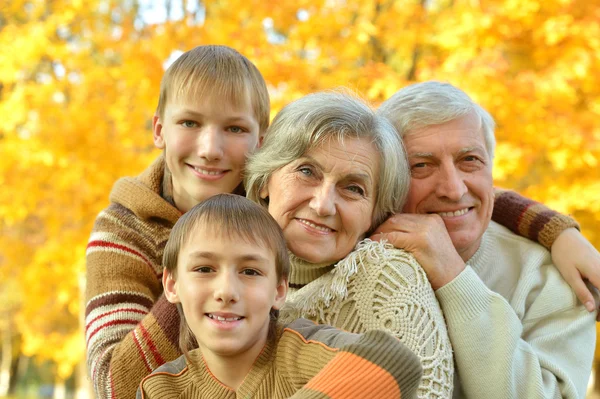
[370,232,387,242]
[372,214,418,236]
[374,231,409,251]
[566,274,596,312]
[579,261,600,293]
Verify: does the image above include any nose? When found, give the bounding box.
[309,183,336,217]
[436,162,467,201]
[213,270,239,304]
[198,125,224,161]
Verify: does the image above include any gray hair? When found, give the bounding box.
[245,90,410,230]
[378,81,496,160]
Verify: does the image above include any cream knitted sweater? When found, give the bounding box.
[436,221,597,398]
[281,239,454,399]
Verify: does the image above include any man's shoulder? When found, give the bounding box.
[486,221,551,261]
[485,222,579,318]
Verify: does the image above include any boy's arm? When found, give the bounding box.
[491,188,579,249]
[85,208,181,399]
[288,328,422,399]
[493,188,600,313]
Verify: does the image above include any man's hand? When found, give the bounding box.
[550,227,600,319]
[371,213,466,290]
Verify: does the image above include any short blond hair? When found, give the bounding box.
[163,194,289,355]
[156,45,270,133]
[378,81,496,160]
[245,90,410,231]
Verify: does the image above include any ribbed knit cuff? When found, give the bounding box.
[436,266,494,326]
[538,217,580,250]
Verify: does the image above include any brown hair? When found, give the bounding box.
[156,45,270,133]
[163,194,289,356]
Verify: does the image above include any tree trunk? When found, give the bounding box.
[53,376,66,399]
[0,330,11,396]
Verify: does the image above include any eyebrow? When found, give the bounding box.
[410,146,487,159]
[300,156,374,184]
[187,251,269,263]
[173,109,253,124]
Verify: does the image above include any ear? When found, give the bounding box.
[162,268,180,303]
[272,278,288,310]
[257,133,265,148]
[259,183,269,200]
[153,115,166,150]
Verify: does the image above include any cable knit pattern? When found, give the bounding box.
[281,240,454,399]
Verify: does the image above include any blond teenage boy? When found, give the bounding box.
[85,44,592,399]
[136,194,423,399]
[85,45,270,399]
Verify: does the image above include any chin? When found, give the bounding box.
[291,248,334,264]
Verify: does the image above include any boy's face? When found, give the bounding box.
[163,225,287,363]
[153,95,261,213]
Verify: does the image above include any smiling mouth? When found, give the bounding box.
[296,218,335,232]
[431,207,472,217]
[191,166,228,176]
[207,314,243,321]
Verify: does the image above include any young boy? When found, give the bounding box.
[137,194,423,399]
[84,43,594,399]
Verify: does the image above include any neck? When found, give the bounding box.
[458,238,483,263]
[200,332,269,391]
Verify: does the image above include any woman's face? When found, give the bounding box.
[261,137,379,264]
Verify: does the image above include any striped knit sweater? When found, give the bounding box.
[84,154,579,399]
[137,318,422,399]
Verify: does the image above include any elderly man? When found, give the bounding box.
[376,81,596,398]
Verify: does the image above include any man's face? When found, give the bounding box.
[402,112,494,261]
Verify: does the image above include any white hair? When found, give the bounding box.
[245,90,410,230]
[378,81,496,160]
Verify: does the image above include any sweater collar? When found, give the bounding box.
[465,222,493,272]
[288,252,336,289]
[188,329,279,396]
[109,154,182,225]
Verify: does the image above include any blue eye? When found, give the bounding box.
[182,120,197,128]
[347,185,365,196]
[299,167,312,176]
[228,126,244,133]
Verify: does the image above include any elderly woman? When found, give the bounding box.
[245,91,453,398]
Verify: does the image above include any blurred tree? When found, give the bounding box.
[0,0,598,385]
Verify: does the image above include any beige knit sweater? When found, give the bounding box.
[281,239,454,399]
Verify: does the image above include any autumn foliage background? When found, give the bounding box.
[1,0,599,394]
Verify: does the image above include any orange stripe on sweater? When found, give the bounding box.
[304,352,401,398]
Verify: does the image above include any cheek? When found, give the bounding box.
[228,136,258,164]
[403,179,430,212]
